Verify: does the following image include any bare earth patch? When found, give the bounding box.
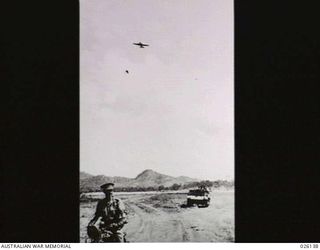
[80,191,234,242]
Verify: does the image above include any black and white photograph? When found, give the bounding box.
[80,0,234,242]
[2,0,320,246]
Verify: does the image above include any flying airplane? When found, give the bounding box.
[133,42,149,48]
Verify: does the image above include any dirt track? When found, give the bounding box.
[80,191,234,242]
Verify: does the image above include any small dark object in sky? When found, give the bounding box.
[133,42,149,48]
[125,70,129,74]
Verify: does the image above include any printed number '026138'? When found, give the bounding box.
[300,244,319,248]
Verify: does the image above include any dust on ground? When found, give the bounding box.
[80,191,234,242]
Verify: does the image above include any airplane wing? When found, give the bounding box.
[133,42,149,47]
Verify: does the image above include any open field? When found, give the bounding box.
[80,190,234,242]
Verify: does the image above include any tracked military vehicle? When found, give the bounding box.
[186,186,210,207]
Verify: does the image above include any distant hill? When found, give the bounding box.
[175,176,198,183]
[80,169,199,193]
[80,171,93,180]
[133,169,195,187]
[80,169,234,193]
[80,174,132,192]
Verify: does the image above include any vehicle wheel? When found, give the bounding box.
[187,199,192,206]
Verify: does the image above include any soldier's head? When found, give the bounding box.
[100,183,114,199]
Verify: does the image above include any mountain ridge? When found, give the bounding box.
[80,169,199,192]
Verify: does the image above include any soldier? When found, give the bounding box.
[88,183,128,242]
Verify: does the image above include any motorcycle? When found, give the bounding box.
[86,225,127,243]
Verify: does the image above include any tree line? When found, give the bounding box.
[80,180,234,194]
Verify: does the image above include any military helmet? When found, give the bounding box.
[100,182,114,190]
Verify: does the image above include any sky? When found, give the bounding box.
[80,0,233,181]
